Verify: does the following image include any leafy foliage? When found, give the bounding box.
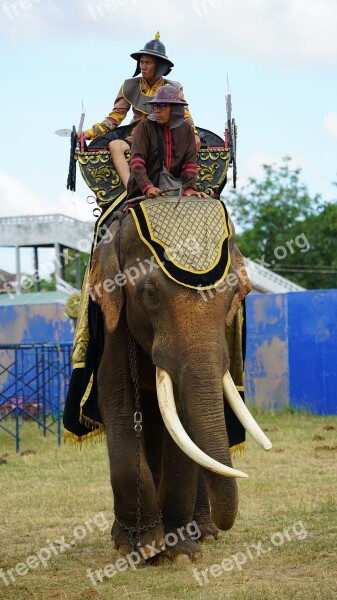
[19,250,89,293]
[228,157,337,289]
[63,249,89,288]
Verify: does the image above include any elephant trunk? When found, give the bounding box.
[156,367,247,479]
[156,366,241,530]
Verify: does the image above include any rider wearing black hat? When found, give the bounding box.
[130,31,174,77]
[82,33,199,189]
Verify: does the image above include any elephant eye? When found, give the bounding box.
[140,283,160,309]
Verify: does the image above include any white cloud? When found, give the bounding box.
[290,154,323,178]
[244,152,278,179]
[244,152,322,180]
[0,0,63,40]
[0,172,96,275]
[0,171,48,216]
[1,0,337,66]
[0,171,94,220]
[239,152,325,200]
[323,111,337,139]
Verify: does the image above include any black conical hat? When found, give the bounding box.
[131,32,174,77]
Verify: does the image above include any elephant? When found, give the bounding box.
[88,196,272,563]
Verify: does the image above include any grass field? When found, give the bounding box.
[0,410,336,600]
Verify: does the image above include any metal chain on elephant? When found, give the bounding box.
[126,330,162,549]
[127,330,142,546]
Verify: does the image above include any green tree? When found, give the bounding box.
[63,249,89,288]
[20,250,89,293]
[39,273,57,292]
[228,157,336,289]
[286,202,337,289]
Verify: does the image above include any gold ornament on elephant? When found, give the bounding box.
[65,292,82,320]
[86,166,118,185]
[198,163,220,183]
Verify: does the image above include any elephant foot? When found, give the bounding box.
[197,521,219,543]
[150,537,202,564]
[111,519,165,560]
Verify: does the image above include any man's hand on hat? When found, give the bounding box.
[146,186,162,198]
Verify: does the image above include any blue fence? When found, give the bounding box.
[0,288,336,455]
[245,289,337,415]
[0,343,72,451]
[287,290,336,415]
[0,303,73,345]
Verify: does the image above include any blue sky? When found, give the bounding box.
[1,0,337,274]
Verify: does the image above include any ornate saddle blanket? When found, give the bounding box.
[129,197,232,290]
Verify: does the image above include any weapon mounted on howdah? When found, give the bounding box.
[58,93,237,210]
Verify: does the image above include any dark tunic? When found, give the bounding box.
[127,119,198,199]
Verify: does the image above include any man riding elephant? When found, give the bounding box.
[127,85,207,199]
[82,32,200,189]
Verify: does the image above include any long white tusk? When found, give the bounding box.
[156,367,248,479]
[222,372,272,451]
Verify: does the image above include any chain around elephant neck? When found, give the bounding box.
[126,330,162,549]
[127,330,142,546]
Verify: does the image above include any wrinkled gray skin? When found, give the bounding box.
[90,213,246,562]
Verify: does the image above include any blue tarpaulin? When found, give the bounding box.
[245,289,337,415]
[0,290,336,416]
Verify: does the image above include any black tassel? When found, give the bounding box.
[67,126,77,192]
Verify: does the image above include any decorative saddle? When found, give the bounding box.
[75,125,231,209]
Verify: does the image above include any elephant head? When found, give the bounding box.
[88,198,271,560]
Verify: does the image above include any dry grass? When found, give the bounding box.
[0,411,336,600]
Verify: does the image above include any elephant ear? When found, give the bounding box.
[89,220,124,333]
[226,244,252,326]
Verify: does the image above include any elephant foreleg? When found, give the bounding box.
[193,471,219,541]
[157,429,201,561]
[141,390,164,490]
[98,324,165,557]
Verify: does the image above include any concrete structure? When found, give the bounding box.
[245,258,305,294]
[0,215,94,292]
[0,214,304,295]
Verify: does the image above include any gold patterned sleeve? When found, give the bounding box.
[86,84,131,139]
